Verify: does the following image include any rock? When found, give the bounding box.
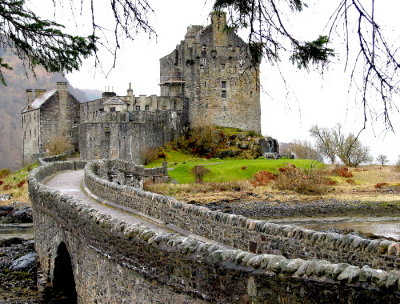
[10,252,37,271]
[0,194,11,201]
[0,205,14,216]
[337,266,360,283]
[0,237,24,247]
[9,207,33,223]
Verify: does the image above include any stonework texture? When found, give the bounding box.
[160,12,261,133]
[22,82,80,164]
[28,161,400,303]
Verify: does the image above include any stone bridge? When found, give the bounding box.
[29,160,400,303]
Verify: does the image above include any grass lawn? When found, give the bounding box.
[147,152,324,184]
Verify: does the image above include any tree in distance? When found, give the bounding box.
[376,154,389,166]
[310,124,372,167]
[280,140,323,162]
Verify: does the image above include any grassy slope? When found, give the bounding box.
[0,163,38,205]
[147,151,323,184]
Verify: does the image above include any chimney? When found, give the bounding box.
[211,11,227,32]
[127,83,134,97]
[26,89,33,109]
[35,89,46,99]
[56,81,68,93]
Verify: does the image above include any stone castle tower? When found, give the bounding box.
[160,11,261,133]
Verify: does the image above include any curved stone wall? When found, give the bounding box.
[29,161,400,303]
[85,160,400,271]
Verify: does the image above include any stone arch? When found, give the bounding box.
[52,242,77,303]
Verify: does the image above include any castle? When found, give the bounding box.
[22,12,262,165]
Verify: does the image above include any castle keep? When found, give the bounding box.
[160,12,261,132]
[22,12,262,164]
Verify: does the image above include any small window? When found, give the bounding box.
[136,105,140,111]
[221,81,227,88]
[250,91,253,97]
[145,105,150,111]
[110,107,116,112]
[221,90,227,98]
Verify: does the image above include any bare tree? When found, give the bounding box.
[280,140,323,162]
[309,125,337,164]
[213,0,400,129]
[310,124,372,166]
[376,154,389,166]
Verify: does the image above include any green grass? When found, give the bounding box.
[148,155,324,184]
[145,150,204,168]
[0,163,38,204]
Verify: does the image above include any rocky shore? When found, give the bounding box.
[0,202,41,303]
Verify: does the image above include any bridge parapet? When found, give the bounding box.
[85,160,400,271]
[28,160,400,303]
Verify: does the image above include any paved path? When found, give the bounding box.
[44,170,221,244]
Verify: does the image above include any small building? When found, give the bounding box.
[21,82,80,164]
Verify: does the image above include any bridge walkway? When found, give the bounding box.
[44,169,222,245]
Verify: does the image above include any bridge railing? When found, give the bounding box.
[29,160,400,302]
[84,160,400,271]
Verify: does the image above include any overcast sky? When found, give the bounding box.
[30,0,400,163]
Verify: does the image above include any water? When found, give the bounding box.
[271,216,400,240]
[0,223,34,240]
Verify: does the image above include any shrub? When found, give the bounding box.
[375,182,389,189]
[274,164,330,195]
[345,179,356,185]
[141,147,161,165]
[45,135,72,156]
[17,180,26,188]
[252,170,277,186]
[191,165,210,183]
[332,166,353,178]
[0,168,11,178]
[3,184,12,191]
[241,166,248,170]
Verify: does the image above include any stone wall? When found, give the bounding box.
[79,111,185,163]
[29,161,400,303]
[85,160,400,271]
[22,109,40,164]
[94,159,169,188]
[160,12,261,133]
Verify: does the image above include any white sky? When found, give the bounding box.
[30,0,400,164]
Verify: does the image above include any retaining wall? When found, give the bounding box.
[85,160,400,271]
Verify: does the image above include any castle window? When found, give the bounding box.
[145,105,150,111]
[136,105,140,111]
[110,107,116,112]
[250,90,253,97]
[221,90,227,98]
[221,81,227,88]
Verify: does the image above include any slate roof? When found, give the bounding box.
[103,96,126,105]
[22,89,56,113]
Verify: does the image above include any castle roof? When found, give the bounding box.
[104,96,126,105]
[22,89,57,113]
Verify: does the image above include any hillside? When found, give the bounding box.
[0,49,100,170]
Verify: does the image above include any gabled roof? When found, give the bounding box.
[22,89,56,113]
[104,96,126,105]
